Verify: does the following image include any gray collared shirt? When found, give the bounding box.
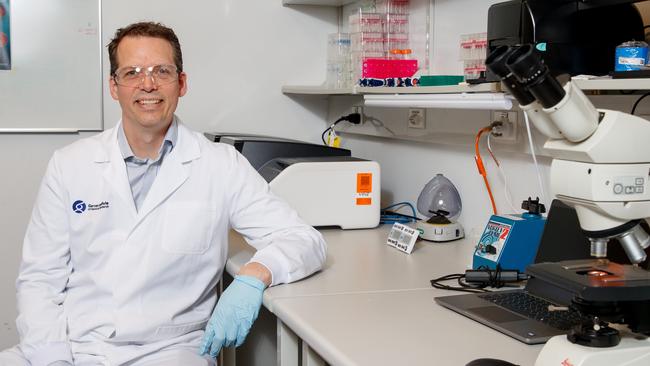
[117,119,178,212]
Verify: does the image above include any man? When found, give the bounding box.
[0,22,326,365]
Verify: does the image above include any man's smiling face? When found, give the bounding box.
[109,36,187,134]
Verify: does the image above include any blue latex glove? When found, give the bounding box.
[199,275,266,358]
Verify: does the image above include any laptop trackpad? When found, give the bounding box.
[468,306,527,323]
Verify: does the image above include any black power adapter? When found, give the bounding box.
[430,266,529,293]
[464,268,528,285]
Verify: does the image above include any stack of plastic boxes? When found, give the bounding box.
[326,33,352,88]
[459,32,487,82]
[350,0,416,84]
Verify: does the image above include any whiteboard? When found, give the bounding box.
[0,0,102,132]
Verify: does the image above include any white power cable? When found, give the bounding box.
[523,112,549,205]
[487,134,519,213]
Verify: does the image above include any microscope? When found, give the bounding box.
[486,45,650,365]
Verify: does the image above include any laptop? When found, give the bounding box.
[435,200,595,344]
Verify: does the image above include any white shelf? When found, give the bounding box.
[572,78,650,91]
[284,79,650,96]
[358,83,501,94]
[282,82,501,96]
[282,85,354,95]
[282,0,357,5]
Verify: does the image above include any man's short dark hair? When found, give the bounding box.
[108,21,183,76]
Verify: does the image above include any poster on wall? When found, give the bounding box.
[0,0,10,70]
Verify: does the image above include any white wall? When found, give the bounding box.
[431,0,503,74]
[0,134,79,348]
[0,0,337,348]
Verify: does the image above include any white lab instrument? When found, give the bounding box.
[415,174,464,242]
[487,44,650,366]
[258,156,381,229]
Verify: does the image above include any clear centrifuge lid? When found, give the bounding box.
[416,173,462,221]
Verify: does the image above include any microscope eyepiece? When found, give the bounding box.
[505,44,566,109]
[505,45,543,83]
[485,45,512,77]
[485,46,535,106]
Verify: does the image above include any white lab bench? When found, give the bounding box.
[226,226,543,365]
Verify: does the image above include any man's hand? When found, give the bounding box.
[199,275,266,358]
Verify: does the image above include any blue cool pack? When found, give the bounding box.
[615,41,649,71]
[473,198,547,272]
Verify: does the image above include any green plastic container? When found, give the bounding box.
[419,75,465,86]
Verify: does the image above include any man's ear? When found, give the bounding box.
[109,76,119,100]
[178,72,188,97]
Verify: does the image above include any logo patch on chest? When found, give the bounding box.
[72,200,87,213]
[72,200,109,213]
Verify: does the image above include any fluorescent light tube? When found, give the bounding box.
[364,93,513,110]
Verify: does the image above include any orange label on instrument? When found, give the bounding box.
[356,173,372,193]
[356,198,372,205]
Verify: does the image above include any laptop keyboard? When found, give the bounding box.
[479,292,583,330]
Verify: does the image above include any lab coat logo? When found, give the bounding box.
[72,200,109,213]
[72,200,87,214]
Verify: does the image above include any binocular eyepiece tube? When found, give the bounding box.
[485,45,564,139]
[486,44,599,142]
[486,44,566,109]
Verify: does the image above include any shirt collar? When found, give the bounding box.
[118,117,178,161]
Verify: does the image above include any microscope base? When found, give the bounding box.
[535,334,650,366]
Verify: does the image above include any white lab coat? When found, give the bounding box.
[14,120,327,365]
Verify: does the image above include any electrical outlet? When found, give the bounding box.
[490,111,518,143]
[352,105,364,125]
[408,108,426,129]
